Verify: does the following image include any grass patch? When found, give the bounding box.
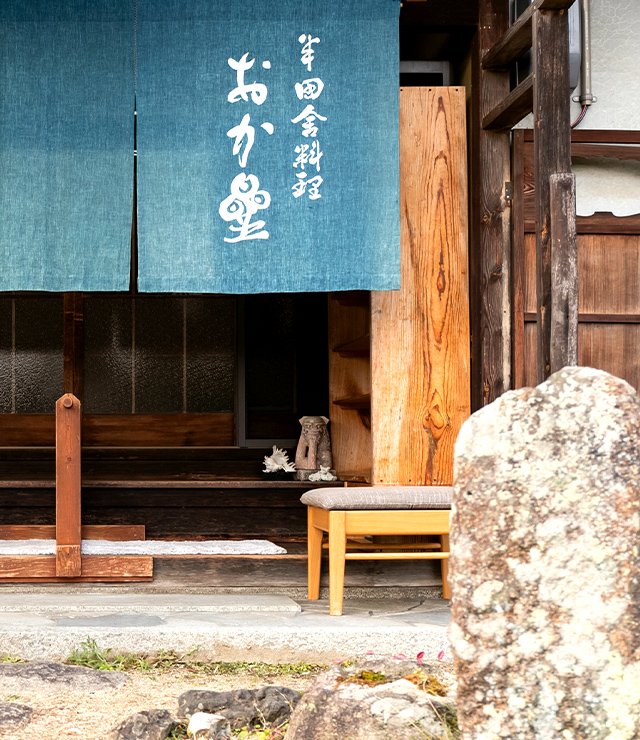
[0,655,25,664]
[66,638,324,678]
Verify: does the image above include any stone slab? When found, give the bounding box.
[0,593,301,614]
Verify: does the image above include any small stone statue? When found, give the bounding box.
[295,415,332,471]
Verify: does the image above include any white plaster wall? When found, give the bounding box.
[517,0,640,216]
[569,0,640,130]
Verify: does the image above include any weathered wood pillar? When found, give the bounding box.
[533,6,572,381]
[471,0,512,409]
[549,172,578,371]
[55,393,82,577]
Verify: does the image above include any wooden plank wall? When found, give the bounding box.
[521,233,640,391]
[513,132,640,391]
[371,87,470,486]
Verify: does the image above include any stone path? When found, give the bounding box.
[0,594,450,664]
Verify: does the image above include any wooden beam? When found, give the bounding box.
[534,7,572,381]
[482,75,533,130]
[482,0,577,70]
[0,525,145,541]
[471,0,512,409]
[525,313,640,324]
[55,394,81,577]
[549,173,578,372]
[525,129,640,144]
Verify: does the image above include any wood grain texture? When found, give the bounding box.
[83,414,235,447]
[471,1,512,409]
[0,525,145,541]
[372,88,470,485]
[522,233,640,391]
[0,414,235,447]
[327,295,372,481]
[533,6,572,382]
[482,75,533,130]
[549,173,578,371]
[512,130,526,388]
[55,394,82,577]
[0,555,153,581]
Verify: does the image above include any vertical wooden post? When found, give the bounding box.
[471,0,512,409]
[56,393,82,577]
[511,130,526,389]
[533,7,572,382]
[371,87,470,485]
[550,172,578,372]
[63,293,84,402]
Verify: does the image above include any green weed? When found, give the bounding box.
[66,638,324,678]
[0,655,24,664]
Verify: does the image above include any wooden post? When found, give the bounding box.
[471,0,512,408]
[550,172,578,371]
[56,393,82,577]
[63,293,84,402]
[533,6,572,382]
[371,88,470,485]
[511,129,526,389]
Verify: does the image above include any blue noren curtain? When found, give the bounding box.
[136,0,400,294]
[0,0,133,292]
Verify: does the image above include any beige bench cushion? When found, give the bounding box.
[300,486,452,510]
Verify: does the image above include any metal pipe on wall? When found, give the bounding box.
[579,0,594,105]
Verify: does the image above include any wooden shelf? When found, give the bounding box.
[332,394,371,430]
[332,335,370,358]
[330,291,369,308]
[332,394,371,410]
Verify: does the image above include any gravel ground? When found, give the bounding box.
[0,666,318,740]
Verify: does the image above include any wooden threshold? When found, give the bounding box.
[0,555,153,582]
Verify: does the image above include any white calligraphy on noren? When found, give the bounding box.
[220,54,274,242]
[292,34,324,200]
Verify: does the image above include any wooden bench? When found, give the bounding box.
[302,486,452,615]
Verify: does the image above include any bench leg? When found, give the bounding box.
[440,533,451,600]
[307,508,323,601]
[328,511,346,616]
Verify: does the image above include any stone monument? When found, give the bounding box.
[450,367,640,739]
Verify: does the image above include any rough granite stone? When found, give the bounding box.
[107,709,179,740]
[283,663,455,740]
[0,661,128,694]
[177,686,301,730]
[0,699,33,729]
[450,367,640,739]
